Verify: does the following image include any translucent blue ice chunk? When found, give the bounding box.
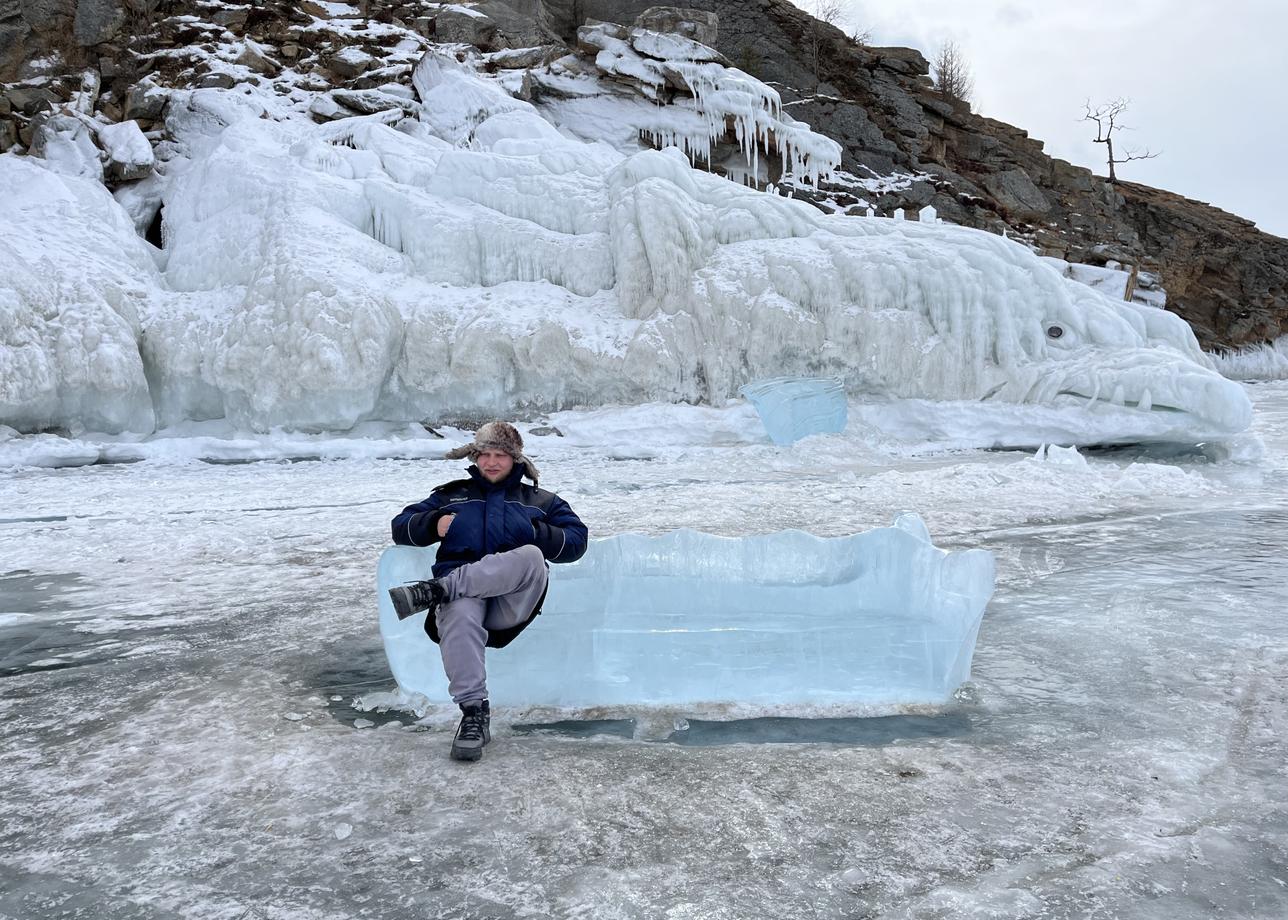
[738,376,848,445]
[375,513,995,711]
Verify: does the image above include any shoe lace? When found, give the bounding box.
[412,581,436,607]
[458,709,487,741]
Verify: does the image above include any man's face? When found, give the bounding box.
[477,448,515,483]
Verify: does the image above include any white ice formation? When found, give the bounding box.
[375,513,995,710]
[0,156,158,434]
[1210,335,1288,382]
[0,32,1254,445]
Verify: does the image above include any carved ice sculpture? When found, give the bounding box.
[375,513,995,711]
[739,376,847,445]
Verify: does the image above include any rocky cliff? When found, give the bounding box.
[556,0,1288,349]
[3,0,1285,349]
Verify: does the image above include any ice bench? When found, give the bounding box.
[374,513,994,712]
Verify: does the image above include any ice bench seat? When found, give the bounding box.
[375,513,995,711]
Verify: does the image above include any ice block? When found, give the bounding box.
[375,513,994,711]
[738,376,848,446]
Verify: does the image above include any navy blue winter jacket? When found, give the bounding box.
[392,464,588,575]
[391,464,588,645]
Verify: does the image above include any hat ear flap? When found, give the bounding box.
[444,444,475,460]
[519,455,540,485]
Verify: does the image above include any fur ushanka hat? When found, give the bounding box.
[445,421,540,484]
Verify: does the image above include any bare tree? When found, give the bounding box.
[815,1,844,28]
[932,40,974,107]
[1083,98,1160,182]
[808,0,844,81]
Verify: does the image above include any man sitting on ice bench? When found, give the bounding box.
[389,421,588,761]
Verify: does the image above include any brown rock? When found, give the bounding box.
[871,46,930,77]
[73,0,125,46]
[237,39,282,76]
[980,169,1051,221]
[633,7,718,46]
[3,84,58,116]
[328,45,374,79]
[213,8,250,31]
[124,78,167,121]
[197,72,237,89]
[0,19,31,84]
[485,45,563,69]
[435,7,497,48]
[472,0,548,49]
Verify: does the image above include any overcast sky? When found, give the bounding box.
[805,1,1286,239]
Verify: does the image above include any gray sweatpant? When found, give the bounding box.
[436,544,548,704]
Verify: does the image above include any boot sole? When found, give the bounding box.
[389,587,419,620]
[451,745,484,761]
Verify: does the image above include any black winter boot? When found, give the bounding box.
[450,700,491,762]
[388,579,446,621]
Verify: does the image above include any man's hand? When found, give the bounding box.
[437,514,455,538]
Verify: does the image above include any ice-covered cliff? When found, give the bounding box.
[0,4,1252,445]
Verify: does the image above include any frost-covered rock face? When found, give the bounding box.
[536,21,843,188]
[0,47,1252,442]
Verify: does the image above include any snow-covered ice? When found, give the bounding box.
[376,513,994,710]
[2,380,1286,919]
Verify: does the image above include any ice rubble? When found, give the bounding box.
[739,376,848,445]
[0,38,1253,445]
[375,513,995,709]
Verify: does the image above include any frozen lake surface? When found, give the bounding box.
[2,385,1287,919]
